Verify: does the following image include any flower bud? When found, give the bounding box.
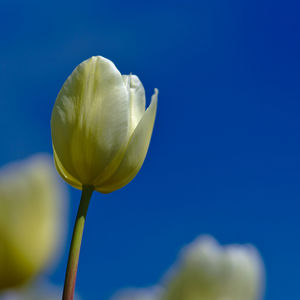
[51,56,158,193]
[161,236,264,300]
[111,288,162,300]
[0,279,79,300]
[0,155,65,290]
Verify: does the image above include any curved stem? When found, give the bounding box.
[62,185,94,300]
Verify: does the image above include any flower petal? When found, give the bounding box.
[111,287,163,300]
[51,56,130,185]
[53,146,82,190]
[162,236,264,300]
[96,89,158,193]
[0,155,66,290]
[123,75,146,134]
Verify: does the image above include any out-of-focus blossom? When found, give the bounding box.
[110,236,264,300]
[111,287,162,300]
[0,155,66,290]
[0,280,79,300]
[161,236,264,300]
[0,281,60,300]
[51,56,158,193]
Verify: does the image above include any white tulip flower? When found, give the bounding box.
[0,155,66,290]
[161,236,264,300]
[51,56,158,193]
[51,56,158,300]
[111,287,162,300]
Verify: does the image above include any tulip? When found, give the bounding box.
[110,236,264,300]
[51,56,158,300]
[51,56,158,193]
[161,236,264,300]
[0,155,65,291]
[111,288,162,300]
[0,279,79,300]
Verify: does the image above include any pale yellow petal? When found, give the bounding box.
[111,287,163,300]
[0,155,66,290]
[96,89,158,193]
[53,146,82,190]
[51,56,130,185]
[161,236,264,300]
[123,74,146,134]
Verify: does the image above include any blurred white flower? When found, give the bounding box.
[0,279,80,300]
[111,287,162,300]
[161,236,264,300]
[0,281,60,300]
[110,236,264,300]
[0,154,67,290]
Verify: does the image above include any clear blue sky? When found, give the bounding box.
[1,0,300,299]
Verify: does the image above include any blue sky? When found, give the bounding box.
[1,0,300,299]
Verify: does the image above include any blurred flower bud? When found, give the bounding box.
[111,287,162,300]
[0,279,79,300]
[110,236,264,300]
[161,236,264,300]
[51,56,158,193]
[0,155,66,290]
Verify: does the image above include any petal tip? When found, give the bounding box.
[151,88,159,105]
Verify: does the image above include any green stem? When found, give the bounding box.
[62,185,94,300]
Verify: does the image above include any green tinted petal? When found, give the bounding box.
[96,89,158,193]
[53,146,82,190]
[0,155,65,290]
[51,56,130,185]
[123,74,146,134]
